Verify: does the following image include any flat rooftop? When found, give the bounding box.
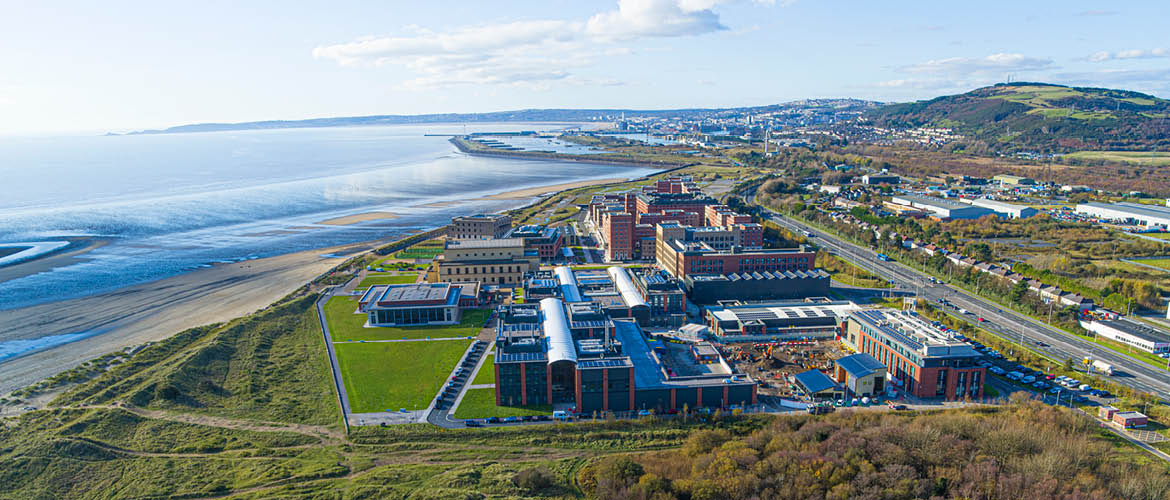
[851,309,978,358]
[445,238,525,249]
[710,299,855,323]
[612,321,742,388]
[893,193,969,210]
[1099,318,1170,344]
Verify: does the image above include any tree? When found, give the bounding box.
[1009,280,1029,303]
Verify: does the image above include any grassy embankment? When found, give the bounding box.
[453,389,553,419]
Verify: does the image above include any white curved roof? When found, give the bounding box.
[607,266,648,309]
[540,297,577,364]
[554,266,584,303]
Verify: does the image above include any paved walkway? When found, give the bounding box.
[332,337,473,344]
[314,285,352,433]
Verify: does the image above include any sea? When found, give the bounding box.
[0,123,658,316]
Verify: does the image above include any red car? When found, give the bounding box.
[976,317,986,322]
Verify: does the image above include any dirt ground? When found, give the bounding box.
[717,340,851,398]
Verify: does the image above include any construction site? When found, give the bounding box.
[717,339,851,398]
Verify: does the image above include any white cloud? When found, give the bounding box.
[1087,48,1169,62]
[313,0,769,90]
[901,53,1053,75]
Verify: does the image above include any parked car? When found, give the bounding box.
[484,417,500,424]
[464,420,482,427]
[888,403,908,410]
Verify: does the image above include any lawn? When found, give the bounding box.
[355,273,419,289]
[471,354,495,385]
[451,388,552,419]
[334,340,472,413]
[1132,257,1170,271]
[324,297,490,341]
[1136,233,1170,240]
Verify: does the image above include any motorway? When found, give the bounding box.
[759,207,1170,397]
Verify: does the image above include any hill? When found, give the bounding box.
[867,82,1170,152]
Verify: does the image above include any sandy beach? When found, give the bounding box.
[0,237,392,395]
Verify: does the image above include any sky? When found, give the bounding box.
[2,0,1169,134]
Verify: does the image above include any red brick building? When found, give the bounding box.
[844,309,985,401]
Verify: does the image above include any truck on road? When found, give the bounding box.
[877,253,891,261]
[1090,359,1114,376]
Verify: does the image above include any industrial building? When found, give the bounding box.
[1075,202,1170,228]
[704,298,858,342]
[961,198,1038,219]
[450,214,512,240]
[357,283,467,326]
[793,369,842,400]
[492,298,757,413]
[427,238,539,286]
[843,309,985,400]
[833,353,886,398]
[861,174,900,185]
[1079,317,1170,354]
[684,270,831,304]
[889,194,997,221]
[992,174,1035,185]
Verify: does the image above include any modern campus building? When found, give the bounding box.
[704,298,859,342]
[587,176,762,262]
[427,238,539,286]
[505,224,564,261]
[889,194,997,221]
[1075,202,1170,228]
[960,197,1039,219]
[357,283,468,326]
[793,369,842,400]
[655,236,826,303]
[523,266,685,327]
[492,298,757,413]
[843,309,985,400]
[450,214,512,240]
[1079,317,1170,354]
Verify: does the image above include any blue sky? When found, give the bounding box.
[2,0,1168,133]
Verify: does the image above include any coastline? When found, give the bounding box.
[0,171,665,395]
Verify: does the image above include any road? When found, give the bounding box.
[759,207,1170,397]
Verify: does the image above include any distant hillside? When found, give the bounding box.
[867,82,1170,152]
[122,99,878,135]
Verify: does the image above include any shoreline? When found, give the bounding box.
[0,170,668,395]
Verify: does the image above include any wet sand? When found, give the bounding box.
[479,177,627,200]
[0,238,390,395]
[314,211,401,225]
[0,237,109,284]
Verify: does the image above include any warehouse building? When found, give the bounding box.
[793,369,842,401]
[1075,202,1170,228]
[684,270,830,305]
[704,298,858,342]
[889,194,997,220]
[843,309,985,400]
[492,298,757,413]
[961,197,1039,219]
[833,353,887,398]
[993,174,1035,185]
[1079,317,1170,354]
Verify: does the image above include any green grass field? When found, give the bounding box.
[324,297,489,341]
[471,354,494,385]
[452,388,552,419]
[334,340,471,413]
[1064,151,1170,166]
[355,273,419,289]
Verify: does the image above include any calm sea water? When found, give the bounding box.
[0,123,657,313]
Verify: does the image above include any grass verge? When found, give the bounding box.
[334,340,471,413]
